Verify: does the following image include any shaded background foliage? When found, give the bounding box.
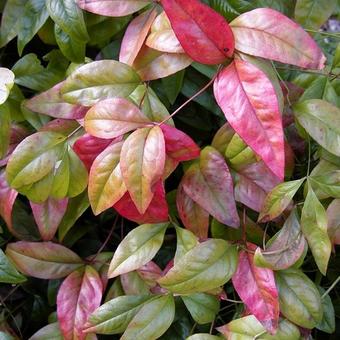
[0,0,339,339]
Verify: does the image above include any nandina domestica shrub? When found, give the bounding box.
[0,0,339,339]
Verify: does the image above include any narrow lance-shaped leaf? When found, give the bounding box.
[84,295,154,334]
[119,8,158,66]
[309,171,340,199]
[158,239,238,294]
[316,286,336,334]
[232,242,279,334]
[146,11,184,53]
[28,322,62,340]
[61,60,141,106]
[0,248,26,284]
[120,126,165,214]
[30,197,68,241]
[174,226,198,264]
[214,59,285,180]
[230,8,326,69]
[254,210,307,270]
[108,223,169,278]
[275,269,323,329]
[161,0,234,64]
[259,178,305,222]
[77,0,152,17]
[0,105,11,159]
[133,45,192,81]
[186,335,221,340]
[88,141,126,215]
[182,146,239,227]
[57,266,103,340]
[25,81,88,120]
[85,98,151,139]
[301,183,331,275]
[294,99,340,156]
[6,241,84,279]
[121,294,175,340]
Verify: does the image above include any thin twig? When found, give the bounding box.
[322,276,340,299]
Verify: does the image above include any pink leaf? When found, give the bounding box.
[77,0,152,17]
[73,134,115,171]
[85,97,151,139]
[176,183,209,239]
[0,170,18,235]
[182,146,239,227]
[232,243,279,334]
[119,8,158,65]
[25,82,88,119]
[137,261,163,286]
[230,8,326,69]
[160,0,234,64]
[214,59,285,180]
[234,161,281,212]
[114,180,168,224]
[120,126,165,214]
[30,198,68,241]
[160,124,200,162]
[57,266,103,340]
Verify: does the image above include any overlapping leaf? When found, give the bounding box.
[327,199,340,246]
[0,68,15,104]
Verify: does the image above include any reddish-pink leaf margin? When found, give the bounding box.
[232,242,279,334]
[214,59,285,180]
[57,266,103,340]
[161,0,235,65]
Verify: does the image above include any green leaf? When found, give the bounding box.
[316,286,335,333]
[174,226,198,265]
[294,99,340,156]
[259,179,305,222]
[46,0,89,42]
[6,131,66,189]
[108,223,169,278]
[120,271,151,296]
[61,60,141,106]
[58,190,89,241]
[162,70,185,104]
[295,0,337,30]
[0,104,11,159]
[309,171,340,199]
[182,293,220,324]
[186,335,221,340]
[28,322,62,340]
[6,241,84,279]
[85,295,153,334]
[17,0,49,55]
[0,67,15,105]
[0,0,26,48]
[301,183,331,275]
[54,24,86,63]
[254,210,307,270]
[217,315,300,339]
[121,294,175,340]
[158,239,238,294]
[0,248,26,283]
[275,269,323,329]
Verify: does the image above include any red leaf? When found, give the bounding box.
[214,60,285,180]
[232,243,279,334]
[113,180,169,224]
[234,161,281,212]
[120,126,165,214]
[160,124,200,162]
[182,146,239,227]
[73,134,115,171]
[119,8,158,66]
[30,198,68,241]
[57,266,103,340]
[0,170,18,235]
[230,8,326,70]
[176,183,209,239]
[161,0,234,64]
[77,0,152,17]
[25,82,88,119]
